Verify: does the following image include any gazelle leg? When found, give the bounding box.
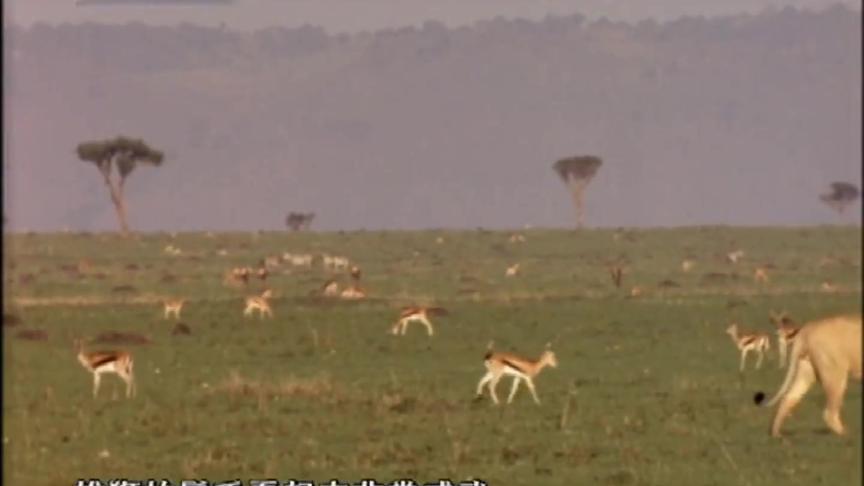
[93,373,101,398]
[489,376,502,405]
[525,378,541,405]
[421,316,434,336]
[122,374,134,398]
[507,377,522,404]
[476,372,493,398]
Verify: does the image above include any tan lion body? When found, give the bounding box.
[756,314,862,437]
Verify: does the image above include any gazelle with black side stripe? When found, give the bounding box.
[163,298,186,319]
[475,342,558,405]
[725,323,771,372]
[244,289,274,319]
[75,339,136,399]
[391,306,448,337]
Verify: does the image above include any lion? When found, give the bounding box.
[753,314,862,437]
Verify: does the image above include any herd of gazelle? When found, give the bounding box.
[75,239,862,438]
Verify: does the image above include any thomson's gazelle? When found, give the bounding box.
[163,298,186,320]
[391,306,448,337]
[753,267,769,284]
[340,286,366,300]
[505,263,521,277]
[75,339,136,399]
[769,311,800,369]
[725,323,771,372]
[244,289,274,319]
[475,343,558,405]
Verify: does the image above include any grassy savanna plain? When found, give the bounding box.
[3,227,862,486]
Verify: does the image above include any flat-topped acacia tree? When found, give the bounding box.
[553,155,603,229]
[819,182,860,215]
[75,136,164,236]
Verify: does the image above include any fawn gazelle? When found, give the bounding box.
[505,263,521,277]
[390,306,448,337]
[769,310,800,369]
[163,298,186,320]
[475,343,558,405]
[340,286,366,300]
[75,339,136,399]
[725,323,771,372]
[244,289,274,319]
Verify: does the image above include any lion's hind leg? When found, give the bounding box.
[819,364,850,436]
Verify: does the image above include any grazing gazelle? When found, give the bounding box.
[340,286,366,300]
[753,267,769,284]
[681,259,695,272]
[505,263,521,277]
[390,306,448,337]
[769,310,800,369]
[231,266,252,285]
[75,339,136,399]
[244,289,274,319]
[321,279,340,297]
[725,323,771,372]
[163,298,186,320]
[475,343,558,405]
[727,250,745,264]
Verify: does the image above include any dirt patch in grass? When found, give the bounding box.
[15,329,48,341]
[93,331,152,345]
[3,312,22,327]
[213,371,340,402]
[111,284,138,293]
[172,323,192,336]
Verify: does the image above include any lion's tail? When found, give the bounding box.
[754,333,803,408]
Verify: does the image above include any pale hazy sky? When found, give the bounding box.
[6,0,860,32]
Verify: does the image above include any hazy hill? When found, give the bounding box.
[4,5,861,231]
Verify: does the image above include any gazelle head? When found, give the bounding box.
[725,323,739,336]
[261,289,273,299]
[769,309,786,325]
[541,343,558,368]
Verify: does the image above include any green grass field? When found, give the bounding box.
[3,227,862,486]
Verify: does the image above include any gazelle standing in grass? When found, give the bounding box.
[753,267,769,284]
[244,289,274,319]
[321,279,340,297]
[725,323,771,372]
[681,259,695,273]
[162,298,186,320]
[769,311,800,369]
[505,263,521,277]
[390,306,448,337]
[475,342,558,405]
[75,339,136,399]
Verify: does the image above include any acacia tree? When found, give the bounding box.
[76,136,164,236]
[819,182,860,215]
[553,155,603,228]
